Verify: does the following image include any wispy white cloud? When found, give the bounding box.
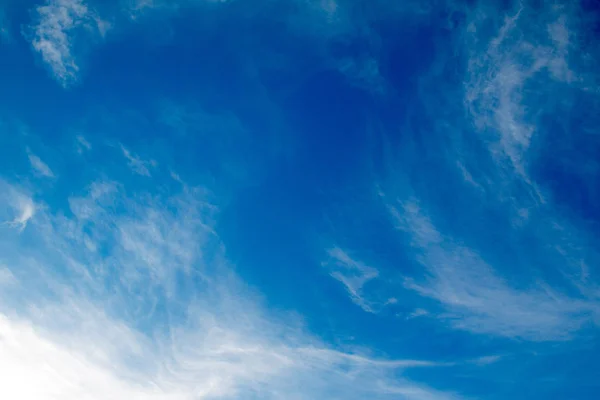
[28,0,108,86]
[469,355,502,366]
[0,164,458,400]
[388,197,598,341]
[323,247,380,313]
[0,312,154,400]
[121,145,156,177]
[124,0,181,20]
[464,4,578,178]
[27,149,55,178]
[75,135,92,152]
[411,2,600,341]
[406,308,429,319]
[0,307,457,400]
[0,181,36,232]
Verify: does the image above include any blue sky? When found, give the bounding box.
[1,0,600,398]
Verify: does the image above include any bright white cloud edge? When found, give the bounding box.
[0,175,459,400]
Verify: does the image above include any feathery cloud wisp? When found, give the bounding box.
[389,198,598,341]
[28,0,107,86]
[27,150,55,178]
[75,135,92,152]
[323,247,380,313]
[0,181,36,232]
[121,145,155,177]
[0,166,458,400]
[464,4,578,178]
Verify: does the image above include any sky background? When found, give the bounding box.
[1,0,600,399]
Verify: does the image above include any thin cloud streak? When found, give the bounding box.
[75,135,92,152]
[27,149,55,178]
[388,197,598,341]
[121,145,155,177]
[323,247,380,313]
